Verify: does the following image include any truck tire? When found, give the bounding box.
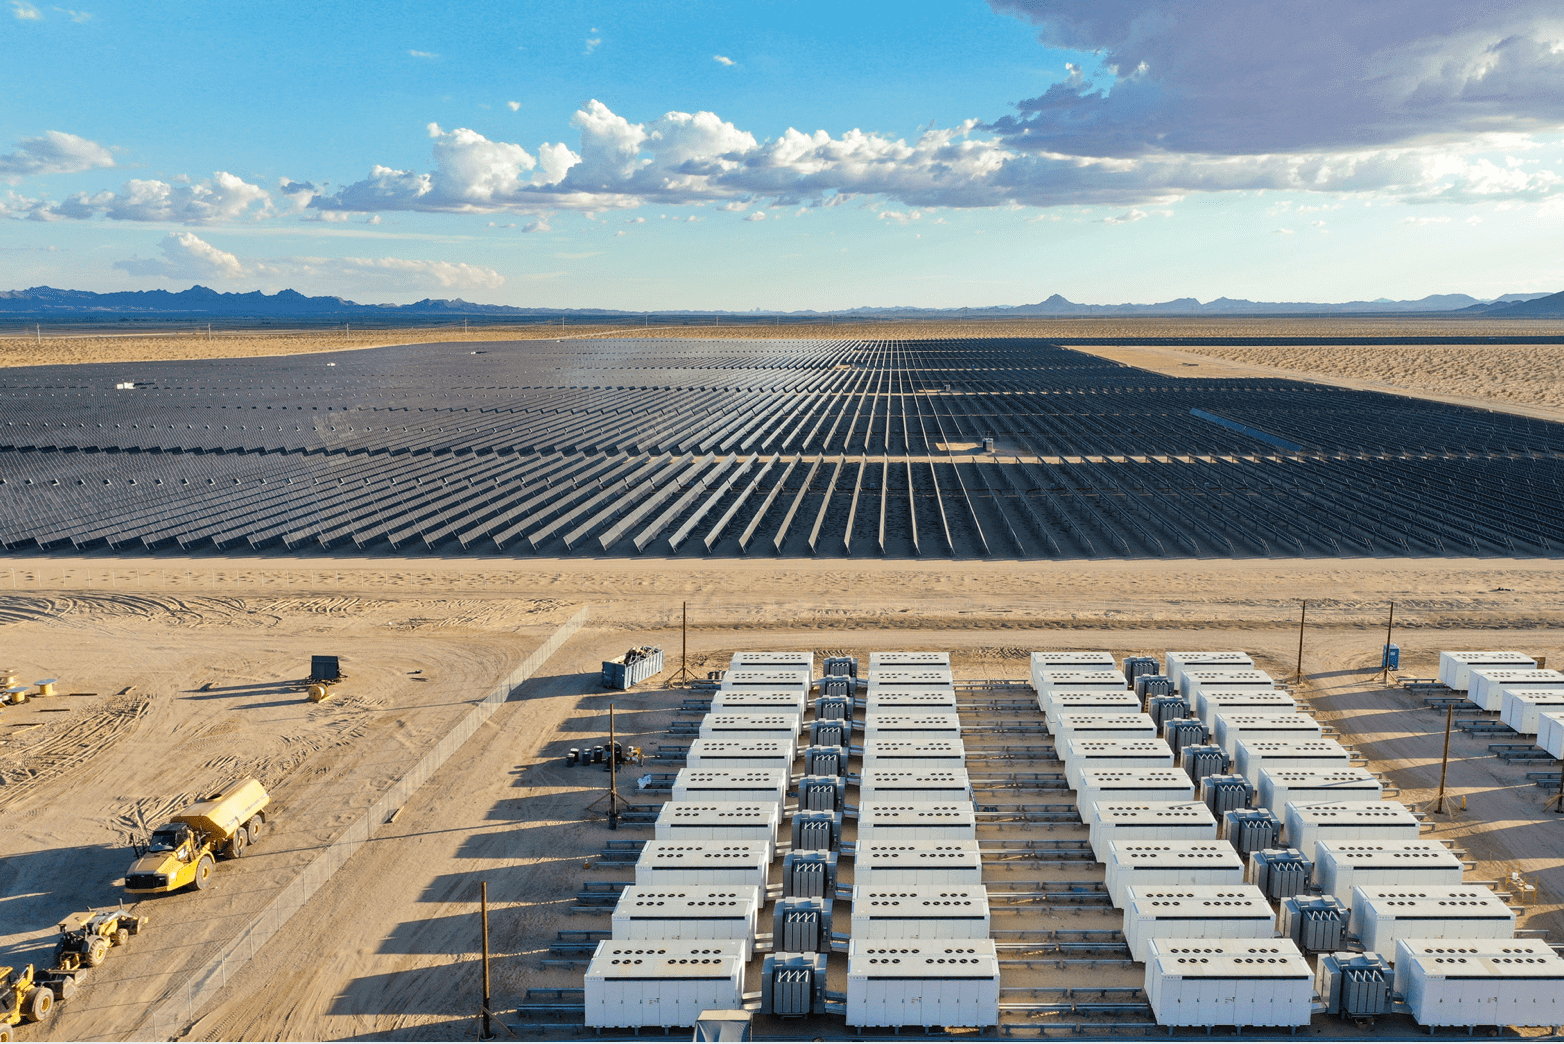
[192,854,215,891]
[24,985,54,1022]
[246,815,264,845]
[85,937,110,967]
[0,1023,12,1040]
[227,830,246,859]
[114,927,129,947]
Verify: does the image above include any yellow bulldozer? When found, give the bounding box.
[53,908,147,972]
[0,964,53,1040]
[125,778,270,895]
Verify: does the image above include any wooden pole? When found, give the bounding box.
[1434,704,1453,814]
[1381,601,1395,681]
[683,601,688,680]
[479,880,492,1039]
[1294,600,1307,682]
[607,703,619,830]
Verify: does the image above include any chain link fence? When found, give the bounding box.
[135,605,590,1040]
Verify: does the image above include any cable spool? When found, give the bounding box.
[35,678,57,696]
[307,683,332,702]
[6,685,27,705]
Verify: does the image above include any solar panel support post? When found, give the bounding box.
[1434,704,1453,814]
[1381,601,1395,682]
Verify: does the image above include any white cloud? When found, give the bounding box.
[714,55,735,66]
[408,49,440,59]
[10,1,41,19]
[521,217,550,232]
[1403,215,1453,224]
[625,215,645,223]
[584,33,600,55]
[1272,227,1296,235]
[53,6,90,20]
[507,101,521,111]
[878,209,922,224]
[114,232,245,279]
[0,130,114,181]
[744,211,766,221]
[1,171,271,223]
[614,229,627,236]
[1101,208,1147,224]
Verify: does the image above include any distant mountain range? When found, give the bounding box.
[0,284,1559,318]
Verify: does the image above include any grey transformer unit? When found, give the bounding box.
[810,718,852,748]
[796,775,845,812]
[1181,743,1230,782]
[1146,694,1190,727]
[1224,807,1282,858]
[781,849,838,898]
[1199,773,1254,816]
[1281,894,1350,954]
[1162,717,1209,757]
[802,744,847,777]
[761,952,830,1017]
[1247,847,1314,902]
[815,693,853,719]
[791,810,844,852]
[1318,952,1393,1020]
[772,896,834,953]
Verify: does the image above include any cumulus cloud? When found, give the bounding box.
[878,209,922,224]
[114,232,245,279]
[0,130,114,181]
[744,211,766,221]
[1101,208,1147,224]
[11,2,40,19]
[714,55,734,66]
[507,101,521,111]
[986,1,1564,157]
[1,171,271,223]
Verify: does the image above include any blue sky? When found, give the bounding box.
[4,0,1564,309]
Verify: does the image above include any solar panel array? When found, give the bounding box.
[0,336,1560,559]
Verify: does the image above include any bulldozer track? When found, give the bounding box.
[0,695,150,810]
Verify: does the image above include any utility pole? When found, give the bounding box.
[1434,704,1454,814]
[667,601,693,686]
[479,880,493,1039]
[1381,601,1395,681]
[1294,600,1307,682]
[607,703,620,830]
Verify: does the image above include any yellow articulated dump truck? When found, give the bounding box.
[125,778,270,895]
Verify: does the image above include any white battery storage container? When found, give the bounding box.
[685,738,796,770]
[1394,939,1564,1028]
[1499,688,1564,734]
[1213,713,1323,758]
[697,713,802,743]
[1352,887,1515,957]
[1284,801,1422,860]
[851,840,984,888]
[846,939,1000,1030]
[850,885,991,939]
[1315,841,1466,905]
[1257,767,1382,813]
[1075,768,1196,823]
[864,691,958,713]
[611,886,762,960]
[584,940,747,1029]
[720,668,812,694]
[729,651,814,672]
[1234,738,1352,786]
[1164,651,1254,693]
[1052,713,1158,743]
[865,667,954,692]
[1104,840,1246,908]
[1042,690,1142,727]
[671,768,788,807]
[1181,670,1276,705]
[634,841,772,889]
[860,713,963,742]
[858,768,973,803]
[709,690,807,716]
[1030,651,1115,692]
[859,739,967,768]
[1467,668,1564,712]
[1145,938,1313,1029]
[1437,651,1536,692]
[1036,669,1127,697]
[871,651,950,668]
[1196,689,1297,728]
[1087,802,1219,861]
[855,802,976,842]
[653,803,782,856]
[1062,738,1175,790]
[1122,885,1276,962]
[1541,711,1564,759]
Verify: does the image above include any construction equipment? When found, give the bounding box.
[0,964,53,1037]
[52,908,146,971]
[125,778,270,895]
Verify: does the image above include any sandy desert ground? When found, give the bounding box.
[0,555,1561,1039]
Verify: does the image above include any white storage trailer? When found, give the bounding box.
[1164,651,1254,694]
[633,841,772,889]
[1104,840,1246,908]
[1315,841,1467,906]
[653,803,782,855]
[1213,713,1323,758]
[671,768,788,807]
[685,738,796,769]
[851,840,984,888]
[1393,939,1564,1028]
[1076,768,1196,822]
[1284,801,1422,858]
[584,940,747,1029]
[1144,938,1313,1029]
[859,739,967,767]
[1352,886,1515,958]
[1437,651,1536,692]
[719,668,811,694]
[1062,738,1175,790]
[709,691,807,716]
[1500,688,1564,734]
[1042,690,1142,728]
[1234,738,1352,786]
[846,939,1000,1030]
[1541,711,1564,759]
[729,651,814,672]
[860,713,963,742]
[1122,885,1276,962]
[858,768,973,803]
[1052,712,1158,744]
[864,691,958,713]
[855,802,977,842]
[1087,802,1219,861]
[1467,668,1564,712]
[850,885,991,939]
[1031,651,1115,692]
[611,886,762,960]
[871,651,950,668]
[1257,767,1383,812]
[1196,689,1297,728]
[1035,669,1127,697]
